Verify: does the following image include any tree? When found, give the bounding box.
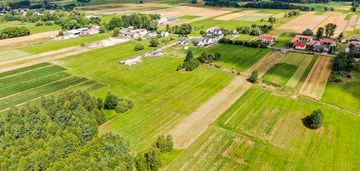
[154,135,174,153]
[324,6,329,11]
[58,30,64,36]
[305,109,324,129]
[104,92,118,110]
[185,50,193,61]
[97,97,103,110]
[134,44,144,51]
[112,28,119,37]
[99,26,106,33]
[351,6,357,12]
[330,7,335,11]
[149,38,159,47]
[166,24,170,32]
[325,23,337,37]
[268,16,276,23]
[316,27,324,40]
[302,28,314,36]
[248,70,258,83]
[338,32,344,40]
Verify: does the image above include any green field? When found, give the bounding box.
[0,21,60,34]
[263,63,297,86]
[0,63,101,111]
[20,33,110,54]
[178,15,200,20]
[232,34,256,41]
[273,32,295,48]
[0,50,30,62]
[322,72,360,113]
[237,13,273,21]
[209,44,270,72]
[62,40,233,151]
[166,87,360,170]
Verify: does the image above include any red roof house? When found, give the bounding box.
[259,34,274,43]
[294,42,307,49]
[290,35,314,43]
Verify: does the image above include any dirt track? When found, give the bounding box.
[0,31,59,47]
[168,76,252,148]
[299,56,332,100]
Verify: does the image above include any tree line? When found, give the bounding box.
[0,26,30,39]
[236,24,273,36]
[107,13,160,31]
[219,38,268,48]
[242,1,314,11]
[0,90,133,170]
[177,51,221,71]
[330,46,360,82]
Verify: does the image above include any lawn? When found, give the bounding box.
[62,40,233,151]
[0,21,60,34]
[20,33,110,54]
[232,34,256,41]
[322,72,360,114]
[166,87,360,170]
[209,44,270,72]
[263,63,298,86]
[273,32,295,48]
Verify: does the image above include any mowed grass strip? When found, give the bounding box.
[0,63,51,78]
[168,87,360,170]
[263,63,297,86]
[0,76,87,110]
[20,33,110,54]
[209,44,270,72]
[322,72,360,113]
[0,71,71,98]
[0,65,66,87]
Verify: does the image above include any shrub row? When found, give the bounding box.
[218,38,268,48]
[0,27,30,39]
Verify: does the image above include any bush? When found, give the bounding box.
[154,135,174,153]
[35,22,44,26]
[303,109,324,129]
[45,21,53,26]
[104,92,118,110]
[149,38,159,47]
[134,44,144,51]
[112,28,119,37]
[115,104,129,113]
[183,59,200,71]
[248,70,258,83]
[99,26,106,33]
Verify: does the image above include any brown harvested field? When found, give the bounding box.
[242,52,285,78]
[168,76,252,148]
[299,56,332,100]
[215,10,257,21]
[274,12,331,35]
[346,15,358,31]
[144,6,234,18]
[0,30,58,47]
[337,6,352,10]
[314,12,348,37]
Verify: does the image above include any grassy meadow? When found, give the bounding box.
[166,87,360,170]
[62,40,233,151]
[322,72,360,113]
[209,44,271,72]
[263,63,297,86]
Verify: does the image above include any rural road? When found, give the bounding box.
[0,30,59,47]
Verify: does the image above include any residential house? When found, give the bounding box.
[146,31,157,38]
[294,42,307,50]
[158,16,177,25]
[340,37,347,43]
[290,34,336,52]
[161,31,170,37]
[178,37,188,45]
[290,35,313,44]
[198,37,214,47]
[120,27,148,39]
[206,26,223,38]
[351,37,360,41]
[259,34,274,44]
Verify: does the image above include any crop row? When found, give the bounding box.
[0,76,87,110]
[0,63,51,78]
[0,65,66,87]
[0,71,71,98]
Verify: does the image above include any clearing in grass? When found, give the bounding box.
[209,44,271,72]
[322,72,360,113]
[166,87,360,170]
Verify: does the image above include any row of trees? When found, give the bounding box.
[219,38,268,48]
[134,135,174,171]
[102,92,134,114]
[3,9,101,30]
[284,10,301,18]
[107,13,160,31]
[1,0,77,10]
[204,0,241,7]
[0,26,30,39]
[331,46,360,82]
[0,90,135,170]
[302,23,337,38]
[236,24,273,36]
[168,24,193,36]
[242,1,314,11]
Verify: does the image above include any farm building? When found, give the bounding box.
[61,25,100,39]
[119,56,142,66]
[120,27,148,39]
[259,34,274,44]
[290,34,336,52]
[158,16,178,25]
[143,49,166,57]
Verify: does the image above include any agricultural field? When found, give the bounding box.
[209,44,271,72]
[314,12,348,37]
[19,33,110,54]
[0,63,102,111]
[263,52,315,88]
[322,72,360,113]
[0,21,60,34]
[61,40,234,151]
[0,50,30,62]
[166,87,360,170]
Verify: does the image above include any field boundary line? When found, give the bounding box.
[0,64,52,79]
[0,30,59,47]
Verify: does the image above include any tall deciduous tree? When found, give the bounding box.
[325,23,337,37]
[316,27,324,40]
